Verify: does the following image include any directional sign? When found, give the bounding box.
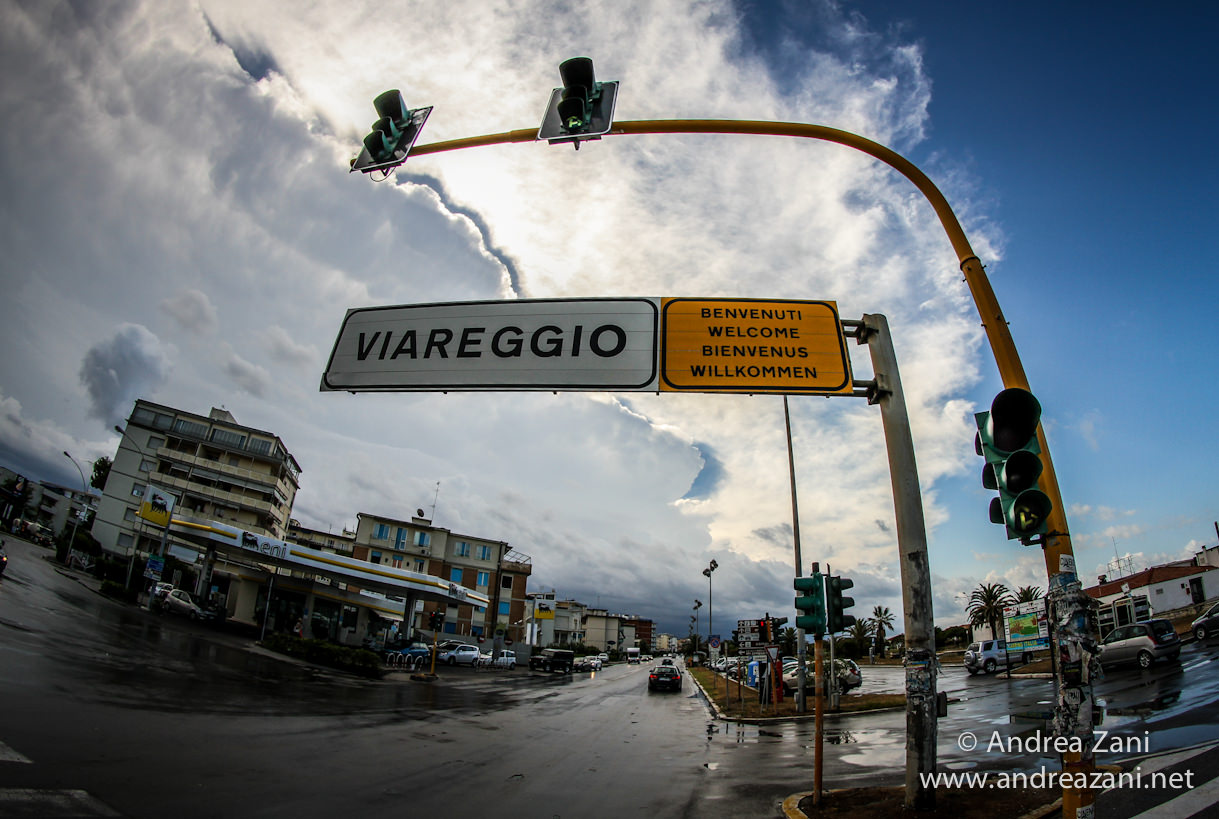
[660,298,853,394]
[322,299,659,392]
[322,297,854,395]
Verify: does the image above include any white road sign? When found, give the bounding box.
[322,298,659,391]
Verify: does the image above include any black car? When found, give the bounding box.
[1192,603,1219,642]
[648,665,682,692]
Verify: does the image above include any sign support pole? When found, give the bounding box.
[855,314,937,809]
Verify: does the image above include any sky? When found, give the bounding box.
[1,0,1216,641]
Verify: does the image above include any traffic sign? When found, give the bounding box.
[323,297,855,396]
[659,298,853,394]
[322,298,659,392]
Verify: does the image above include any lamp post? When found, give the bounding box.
[702,560,718,659]
[62,451,87,562]
[693,599,702,657]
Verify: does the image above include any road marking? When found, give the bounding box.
[0,789,121,816]
[1128,774,1219,819]
[0,741,31,763]
[1114,741,1219,778]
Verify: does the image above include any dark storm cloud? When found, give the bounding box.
[202,12,281,82]
[78,324,171,427]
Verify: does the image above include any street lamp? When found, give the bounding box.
[62,451,86,562]
[702,559,718,659]
[693,599,702,656]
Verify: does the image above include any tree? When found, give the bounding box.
[90,456,112,491]
[870,605,895,655]
[967,582,1014,639]
[1015,585,1044,603]
[778,626,797,658]
[846,619,874,657]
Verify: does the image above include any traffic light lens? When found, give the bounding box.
[559,57,595,92]
[373,89,407,122]
[1011,490,1052,534]
[989,388,1042,452]
[1000,449,1043,493]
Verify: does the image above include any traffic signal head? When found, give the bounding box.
[538,57,619,144]
[826,575,856,633]
[975,388,1054,541]
[794,573,826,635]
[351,90,432,175]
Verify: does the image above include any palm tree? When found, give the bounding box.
[967,582,1014,639]
[1015,585,1044,603]
[871,605,895,658]
[779,626,797,658]
[847,619,874,657]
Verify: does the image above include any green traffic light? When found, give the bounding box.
[794,573,826,634]
[975,388,1054,541]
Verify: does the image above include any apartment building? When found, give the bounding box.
[352,511,531,642]
[94,400,300,561]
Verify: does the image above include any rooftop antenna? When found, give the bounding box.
[431,481,440,521]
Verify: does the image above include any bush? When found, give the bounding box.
[260,634,383,678]
[101,580,137,603]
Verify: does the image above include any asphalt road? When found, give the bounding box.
[3,535,1218,818]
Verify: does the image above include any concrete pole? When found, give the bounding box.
[860,313,937,810]
[783,396,809,714]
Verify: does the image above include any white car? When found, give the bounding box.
[162,588,205,619]
[440,644,481,666]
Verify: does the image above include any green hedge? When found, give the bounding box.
[261,633,384,678]
[100,579,138,603]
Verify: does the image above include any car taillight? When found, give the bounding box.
[649,674,657,680]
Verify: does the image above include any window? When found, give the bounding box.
[414,531,431,547]
[477,571,489,587]
[414,560,425,572]
[450,568,463,583]
[118,533,133,549]
[210,428,247,448]
[373,523,390,540]
[172,418,208,438]
[455,541,470,557]
[139,459,155,473]
[476,544,492,561]
[395,528,407,550]
[148,435,165,450]
[371,551,382,564]
[131,484,145,498]
[499,602,510,615]
[247,438,272,455]
[501,575,514,589]
[123,508,137,522]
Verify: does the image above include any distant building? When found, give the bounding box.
[1086,562,1217,614]
[93,400,301,562]
[352,511,531,643]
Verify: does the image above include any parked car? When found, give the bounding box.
[439,644,482,666]
[1098,620,1181,669]
[648,665,683,692]
[149,582,173,611]
[529,648,575,673]
[162,588,205,619]
[487,650,517,670]
[963,639,1009,675]
[597,653,609,663]
[782,658,861,695]
[434,640,466,654]
[1191,603,1219,642]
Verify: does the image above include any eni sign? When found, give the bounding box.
[322,297,852,396]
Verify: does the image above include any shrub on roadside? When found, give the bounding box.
[100,579,137,603]
[260,633,383,678]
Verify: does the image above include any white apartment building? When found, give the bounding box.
[94,400,300,562]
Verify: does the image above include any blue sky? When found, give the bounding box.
[0,0,1215,639]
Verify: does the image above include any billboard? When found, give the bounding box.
[1002,599,1049,653]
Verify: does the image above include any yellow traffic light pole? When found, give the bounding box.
[408,118,1093,816]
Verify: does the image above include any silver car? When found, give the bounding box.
[1098,620,1180,669]
[163,588,204,619]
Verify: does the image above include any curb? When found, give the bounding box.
[781,788,1063,819]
